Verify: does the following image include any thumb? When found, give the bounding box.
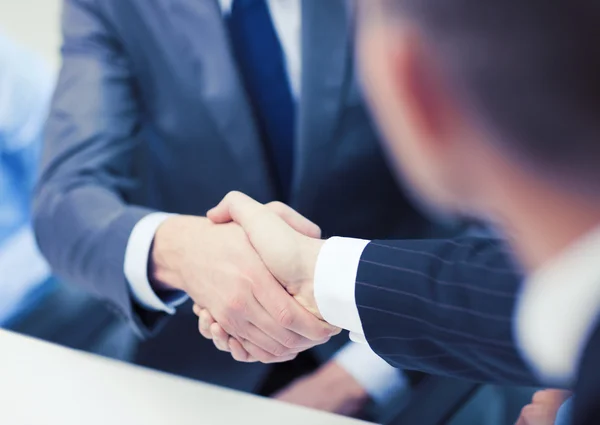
[207,191,300,259]
[266,201,321,239]
[208,193,321,239]
[207,191,284,235]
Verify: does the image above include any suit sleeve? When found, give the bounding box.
[33,0,164,337]
[355,236,539,386]
[573,322,600,425]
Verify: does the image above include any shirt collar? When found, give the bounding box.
[517,224,600,386]
[218,0,233,15]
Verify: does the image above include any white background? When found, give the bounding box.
[0,0,62,71]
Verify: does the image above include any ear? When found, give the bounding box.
[392,31,459,154]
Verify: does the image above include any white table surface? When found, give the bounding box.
[0,329,370,425]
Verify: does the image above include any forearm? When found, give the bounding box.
[33,182,157,334]
[311,235,539,386]
[357,237,536,385]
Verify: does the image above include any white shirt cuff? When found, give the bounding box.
[314,237,370,341]
[334,342,409,406]
[124,213,188,314]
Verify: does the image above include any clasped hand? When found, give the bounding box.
[156,192,335,363]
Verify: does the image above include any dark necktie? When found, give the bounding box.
[227,0,295,200]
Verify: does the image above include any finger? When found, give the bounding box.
[232,297,310,355]
[248,297,330,350]
[207,191,284,239]
[228,337,257,363]
[245,321,319,357]
[208,193,321,239]
[266,202,321,239]
[251,273,341,341]
[198,309,216,340]
[193,304,202,317]
[207,322,255,363]
[207,191,257,224]
[514,407,528,425]
[206,191,245,223]
[516,404,549,425]
[531,389,571,406]
[240,338,298,364]
[211,323,231,352]
[209,309,296,364]
[198,319,213,340]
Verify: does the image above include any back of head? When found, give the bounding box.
[385,0,600,194]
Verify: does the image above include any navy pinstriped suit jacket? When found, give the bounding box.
[356,236,541,386]
[574,322,600,425]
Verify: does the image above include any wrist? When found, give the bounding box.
[149,215,209,292]
[297,237,326,319]
[300,237,326,281]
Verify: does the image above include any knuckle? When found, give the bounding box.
[319,327,333,340]
[226,293,247,315]
[276,307,294,328]
[225,190,242,203]
[234,323,248,340]
[218,316,236,336]
[267,201,285,213]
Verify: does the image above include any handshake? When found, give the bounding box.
[151,191,341,364]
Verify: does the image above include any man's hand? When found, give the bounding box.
[515,390,572,425]
[206,192,326,318]
[273,361,369,417]
[150,214,337,362]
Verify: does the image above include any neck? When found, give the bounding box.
[487,174,600,273]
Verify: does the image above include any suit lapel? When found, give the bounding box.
[157,0,274,191]
[293,0,354,202]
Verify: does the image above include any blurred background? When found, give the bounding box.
[1,0,137,364]
[0,0,62,72]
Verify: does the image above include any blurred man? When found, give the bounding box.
[34,0,529,418]
[0,31,133,360]
[199,1,600,423]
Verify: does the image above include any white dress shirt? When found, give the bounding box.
[517,224,600,386]
[123,0,405,405]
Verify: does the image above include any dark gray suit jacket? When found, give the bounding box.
[34,0,428,391]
